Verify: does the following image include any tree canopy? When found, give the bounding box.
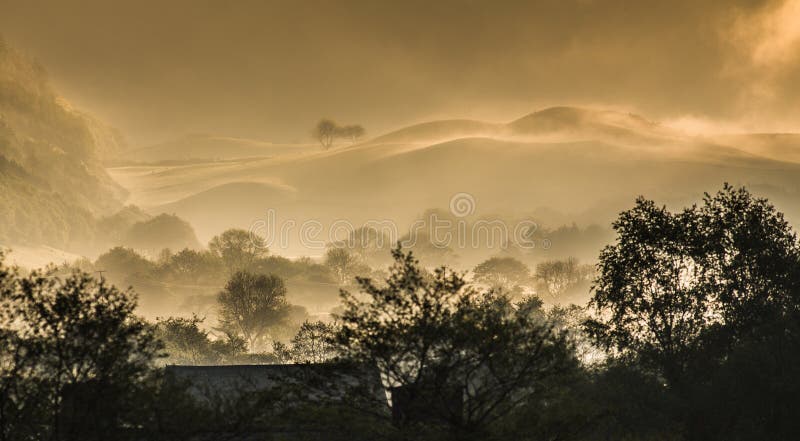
[472,256,531,296]
[534,257,593,302]
[216,271,290,351]
[0,253,161,440]
[578,184,800,441]
[209,228,268,274]
[334,246,577,436]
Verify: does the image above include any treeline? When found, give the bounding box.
[83,223,595,322]
[388,208,612,267]
[91,228,336,288]
[83,228,343,320]
[2,185,800,440]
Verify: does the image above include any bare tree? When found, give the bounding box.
[313,119,366,148]
[534,257,592,302]
[312,119,338,149]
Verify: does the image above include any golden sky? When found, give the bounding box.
[1,0,798,144]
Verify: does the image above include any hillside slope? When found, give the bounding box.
[367,119,502,145]
[711,134,800,164]
[111,108,800,248]
[123,134,316,162]
[0,38,126,250]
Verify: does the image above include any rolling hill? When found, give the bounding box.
[107,107,800,256]
[122,134,317,163]
[156,182,298,237]
[710,134,800,164]
[0,38,203,259]
[367,119,502,145]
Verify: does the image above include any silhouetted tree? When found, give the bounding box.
[534,257,593,302]
[312,119,365,148]
[337,124,366,143]
[274,320,338,364]
[693,184,800,341]
[160,248,225,283]
[472,256,531,296]
[313,119,338,149]
[0,253,161,441]
[335,246,577,437]
[585,184,800,440]
[94,246,154,278]
[209,228,268,274]
[124,213,201,252]
[324,247,367,285]
[216,271,290,351]
[155,315,247,365]
[586,196,716,386]
[587,185,800,387]
[328,226,391,265]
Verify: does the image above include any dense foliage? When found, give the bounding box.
[2,185,800,440]
[335,247,580,438]
[0,252,161,441]
[587,184,800,440]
